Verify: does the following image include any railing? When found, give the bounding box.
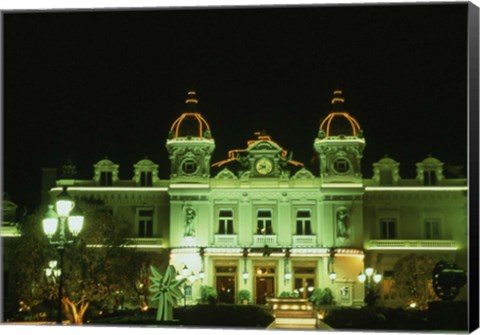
[129,237,164,248]
[367,239,457,250]
[293,235,317,246]
[214,234,238,246]
[253,234,277,246]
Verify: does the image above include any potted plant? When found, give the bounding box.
[309,288,334,307]
[200,285,218,305]
[238,290,251,304]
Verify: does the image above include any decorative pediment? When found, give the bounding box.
[292,168,315,180]
[215,168,238,180]
[247,140,282,152]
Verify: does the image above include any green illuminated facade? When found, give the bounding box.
[37,90,467,308]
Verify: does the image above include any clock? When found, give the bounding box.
[255,158,273,175]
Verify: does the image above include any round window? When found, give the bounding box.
[181,159,199,175]
[332,158,351,174]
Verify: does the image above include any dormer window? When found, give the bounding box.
[140,171,153,186]
[380,170,393,186]
[373,156,400,186]
[93,157,119,186]
[416,156,444,186]
[133,158,159,187]
[423,170,437,186]
[100,171,113,186]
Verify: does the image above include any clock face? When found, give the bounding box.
[255,158,273,175]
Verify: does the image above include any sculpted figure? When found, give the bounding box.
[184,207,196,237]
[337,208,349,238]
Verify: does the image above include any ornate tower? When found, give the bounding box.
[166,91,215,183]
[314,90,365,183]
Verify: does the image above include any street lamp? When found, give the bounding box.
[358,266,382,307]
[42,187,84,324]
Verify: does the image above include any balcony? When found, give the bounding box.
[214,234,238,246]
[366,239,457,250]
[253,234,277,246]
[129,237,164,248]
[293,235,317,246]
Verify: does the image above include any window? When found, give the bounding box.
[138,209,153,237]
[218,209,234,234]
[380,170,393,186]
[380,218,396,239]
[425,219,441,239]
[296,210,312,235]
[140,171,153,186]
[333,158,350,174]
[182,159,198,174]
[100,171,113,186]
[423,170,437,185]
[293,265,316,299]
[256,210,273,235]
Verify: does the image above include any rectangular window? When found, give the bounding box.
[138,209,153,237]
[425,219,441,239]
[218,209,234,235]
[423,171,437,186]
[380,218,396,239]
[140,172,153,186]
[100,171,113,186]
[296,210,312,235]
[380,170,393,186]
[257,210,273,235]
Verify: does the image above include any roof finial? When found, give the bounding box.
[331,90,345,111]
[185,90,199,105]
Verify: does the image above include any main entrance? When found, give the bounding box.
[254,264,276,304]
[215,263,237,304]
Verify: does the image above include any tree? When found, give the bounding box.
[12,200,167,324]
[391,254,441,309]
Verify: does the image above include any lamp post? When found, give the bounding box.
[358,266,382,307]
[42,187,84,324]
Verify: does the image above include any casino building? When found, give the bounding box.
[46,90,468,307]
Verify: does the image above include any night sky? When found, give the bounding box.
[3,3,469,210]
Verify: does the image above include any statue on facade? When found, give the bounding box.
[336,208,349,238]
[184,207,196,237]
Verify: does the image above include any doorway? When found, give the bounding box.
[254,265,276,304]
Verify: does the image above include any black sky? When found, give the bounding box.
[3,3,469,210]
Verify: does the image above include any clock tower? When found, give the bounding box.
[314,90,365,183]
[166,91,215,183]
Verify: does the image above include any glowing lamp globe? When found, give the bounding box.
[55,188,74,217]
[329,271,337,281]
[242,271,250,280]
[358,273,367,283]
[373,273,382,283]
[188,272,197,283]
[42,205,59,237]
[284,272,292,280]
[365,267,374,277]
[68,206,84,236]
[198,271,205,280]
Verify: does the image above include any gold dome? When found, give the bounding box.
[169,91,212,139]
[319,90,361,137]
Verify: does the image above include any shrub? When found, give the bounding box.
[238,289,251,303]
[309,288,334,306]
[200,285,218,305]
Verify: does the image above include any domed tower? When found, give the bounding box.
[166,91,215,183]
[314,90,365,182]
